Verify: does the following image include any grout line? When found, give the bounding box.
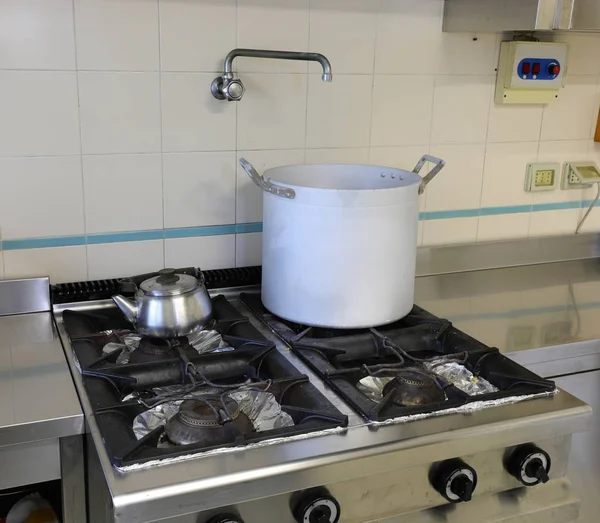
[366,0,379,162]
[71,0,89,280]
[303,0,312,162]
[234,0,240,267]
[476,58,503,242]
[157,0,166,267]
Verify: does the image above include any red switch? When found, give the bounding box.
[548,63,560,75]
[532,63,541,75]
[522,63,531,75]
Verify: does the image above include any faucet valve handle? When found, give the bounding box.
[211,76,245,101]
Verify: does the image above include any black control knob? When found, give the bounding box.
[292,487,341,523]
[430,459,478,503]
[207,515,244,523]
[506,444,551,486]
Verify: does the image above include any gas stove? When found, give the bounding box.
[60,293,347,468]
[52,267,591,523]
[239,293,556,423]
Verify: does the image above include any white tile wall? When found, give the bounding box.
[0,157,84,239]
[0,71,80,157]
[159,0,237,73]
[237,74,307,150]
[480,142,538,207]
[431,75,494,144]
[376,0,442,75]
[305,148,370,164]
[0,0,76,70]
[306,74,372,148]
[78,72,161,154]
[165,235,235,270]
[2,0,600,282]
[427,144,485,211]
[87,240,164,279]
[422,217,478,246]
[82,154,163,233]
[371,75,434,147]
[163,152,236,228]
[161,73,236,152]
[309,0,377,75]
[3,246,87,284]
[74,0,159,72]
[235,232,262,267]
[529,209,580,237]
[477,214,529,242]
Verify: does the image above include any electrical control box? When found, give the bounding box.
[496,41,569,104]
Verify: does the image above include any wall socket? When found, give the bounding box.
[561,163,592,190]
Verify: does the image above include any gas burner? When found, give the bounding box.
[382,368,445,407]
[165,395,253,446]
[239,292,556,423]
[129,337,174,363]
[128,337,201,364]
[61,291,348,467]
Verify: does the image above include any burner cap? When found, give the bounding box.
[382,368,445,407]
[139,337,172,355]
[179,396,241,428]
[165,395,253,446]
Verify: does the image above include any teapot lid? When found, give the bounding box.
[140,269,198,296]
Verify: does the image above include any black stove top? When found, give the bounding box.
[240,293,556,423]
[61,293,348,468]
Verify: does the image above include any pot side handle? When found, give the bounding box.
[413,155,445,195]
[239,158,296,199]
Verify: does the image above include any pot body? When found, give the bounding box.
[260,163,422,328]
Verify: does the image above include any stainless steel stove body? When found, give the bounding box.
[54,285,591,523]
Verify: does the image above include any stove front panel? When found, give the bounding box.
[89,436,577,523]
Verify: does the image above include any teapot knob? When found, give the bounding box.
[157,268,180,285]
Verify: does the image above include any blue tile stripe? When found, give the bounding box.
[0,199,586,251]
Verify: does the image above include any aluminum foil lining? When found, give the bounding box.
[423,360,498,395]
[369,389,558,427]
[102,329,232,364]
[356,376,393,402]
[356,359,497,401]
[131,387,294,443]
[117,425,347,473]
[116,389,558,473]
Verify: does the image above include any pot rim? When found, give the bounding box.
[263,163,423,193]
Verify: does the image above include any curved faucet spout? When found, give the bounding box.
[223,48,333,82]
[212,48,332,102]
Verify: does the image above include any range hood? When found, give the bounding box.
[444,0,600,32]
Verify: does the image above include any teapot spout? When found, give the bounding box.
[112,295,138,324]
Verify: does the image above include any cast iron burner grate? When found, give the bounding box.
[61,293,347,467]
[239,293,556,423]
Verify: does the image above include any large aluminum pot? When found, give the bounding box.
[240,155,444,328]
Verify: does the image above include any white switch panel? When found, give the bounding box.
[496,41,569,104]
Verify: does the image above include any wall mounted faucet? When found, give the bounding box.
[211,48,333,102]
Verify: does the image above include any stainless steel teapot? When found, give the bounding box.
[112,268,212,338]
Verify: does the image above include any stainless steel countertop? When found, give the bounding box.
[415,258,600,376]
[0,311,84,447]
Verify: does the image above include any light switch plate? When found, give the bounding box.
[525,162,560,191]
